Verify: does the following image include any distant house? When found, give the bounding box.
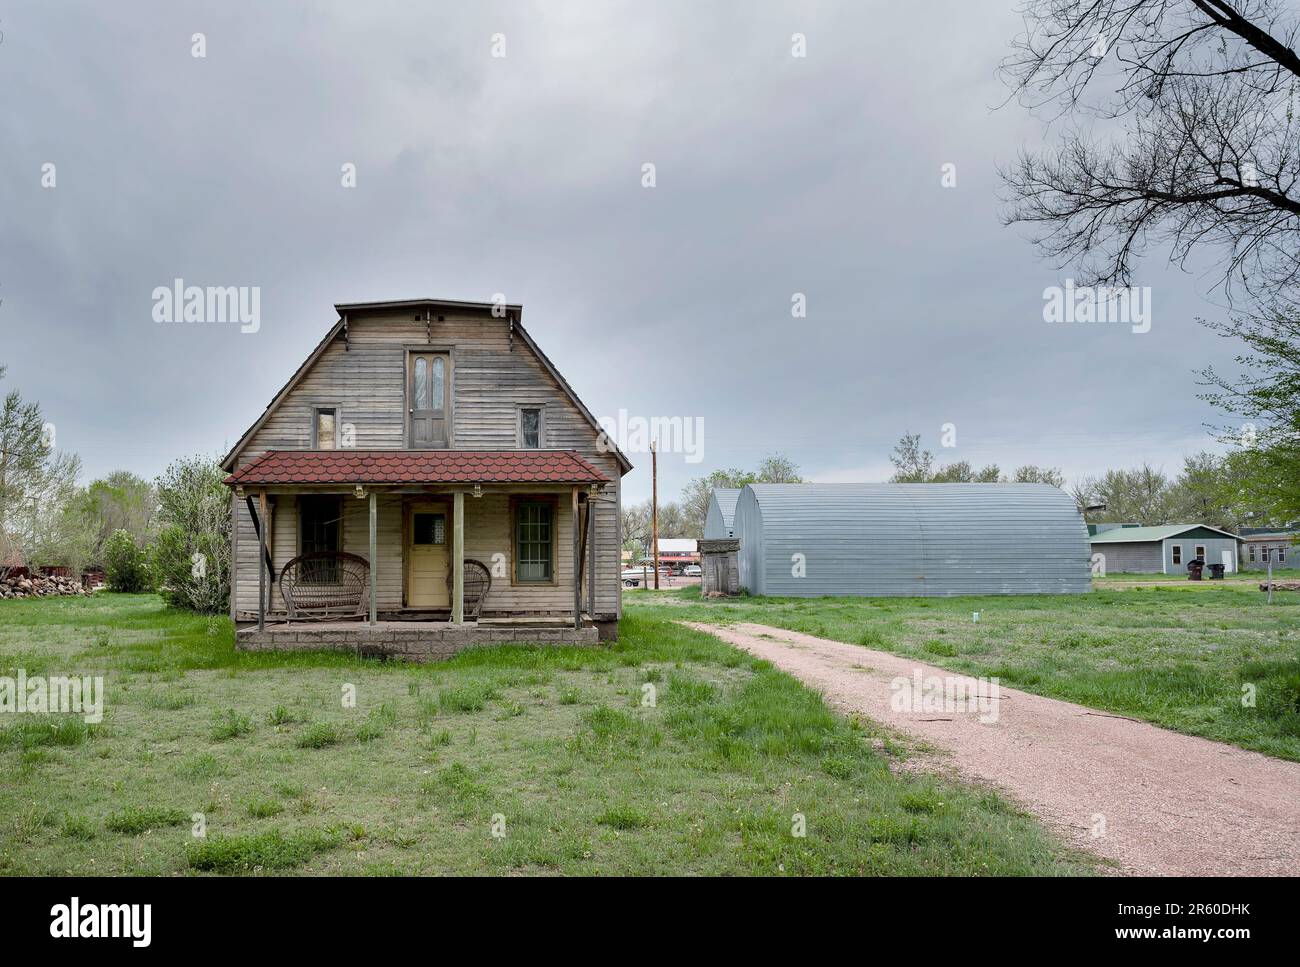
[704,488,741,539]
[1237,527,1298,569]
[733,483,1090,596]
[652,538,698,568]
[1089,523,1238,574]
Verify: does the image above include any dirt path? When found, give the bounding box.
[682,621,1300,876]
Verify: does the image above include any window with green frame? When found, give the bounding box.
[514,500,554,582]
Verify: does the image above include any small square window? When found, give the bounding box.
[1171,545,1182,565]
[1195,545,1206,560]
[413,513,445,546]
[1279,546,1287,563]
[1249,545,1257,562]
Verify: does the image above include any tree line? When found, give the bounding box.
[0,366,230,613]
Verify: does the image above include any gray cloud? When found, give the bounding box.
[0,1,1241,504]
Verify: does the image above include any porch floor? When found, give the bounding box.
[235,617,599,661]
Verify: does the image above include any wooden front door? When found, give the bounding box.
[407,502,450,607]
[409,352,449,447]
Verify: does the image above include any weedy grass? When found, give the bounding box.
[629,582,1300,761]
[0,592,1098,875]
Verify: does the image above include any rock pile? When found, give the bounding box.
[0,573,92,599]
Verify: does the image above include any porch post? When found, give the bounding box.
[572,488,581,630]
[368,490,377,626]
[257,491,267,632]
[587,490,596,623]
[451,491,465,624]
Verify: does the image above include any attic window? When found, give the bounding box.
[520,407,542,448]
[314,408,338,450]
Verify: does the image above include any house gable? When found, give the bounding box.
[221,301,631,475]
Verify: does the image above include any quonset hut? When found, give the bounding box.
[703,488,741,539]
[733,483,1090,597]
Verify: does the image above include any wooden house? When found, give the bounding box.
[220,298,631,657]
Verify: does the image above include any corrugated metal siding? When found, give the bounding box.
[1090,540,1163,573]
[735,483,1091,597]
[704,489,741,539]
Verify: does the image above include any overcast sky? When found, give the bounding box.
[0,1,1248,504]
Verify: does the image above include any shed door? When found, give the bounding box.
[1222,549,1234,573]
[409,353,449,447]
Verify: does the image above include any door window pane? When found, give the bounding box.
[414,357,429,408]
[413,513,445,546]
[431,358,445,411]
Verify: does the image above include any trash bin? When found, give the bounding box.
[1187,558,1205,581]
[1208,563,1226,580]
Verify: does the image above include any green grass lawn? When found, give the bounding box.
[630,582,1300,761]
[0,594,1091,876]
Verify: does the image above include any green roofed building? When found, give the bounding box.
[1088,523,1239,575]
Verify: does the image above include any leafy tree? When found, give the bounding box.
[0,366,83,567]
[888,433,934,482]
[103,529,152,592]
[1071,463,1177,524]
[887,434,1032,484]
[678,455,805,535]
[1199,296,1300,524]
[151,455,230,614]
[1012,465,1066,487]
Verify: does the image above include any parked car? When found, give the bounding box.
[683,564,701,577]
[621,565,674,587]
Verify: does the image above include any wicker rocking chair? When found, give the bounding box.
[448,558,492,620]
[279,551,371,620]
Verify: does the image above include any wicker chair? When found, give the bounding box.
[448,558,492,620]
[279,551,371,620]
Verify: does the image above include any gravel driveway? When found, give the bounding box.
[682,621,1300,876]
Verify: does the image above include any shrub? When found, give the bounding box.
[150,456,231,614]
[103,529,152,592]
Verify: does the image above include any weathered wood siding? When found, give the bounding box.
[230,310,622,620]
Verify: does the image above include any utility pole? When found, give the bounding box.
[651,440,660,590]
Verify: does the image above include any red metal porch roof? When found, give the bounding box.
[224,449,610,486]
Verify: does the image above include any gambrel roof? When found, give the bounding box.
[219,298,632,474]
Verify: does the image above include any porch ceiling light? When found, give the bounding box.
[473,483,483,498]
[354,485,367,499]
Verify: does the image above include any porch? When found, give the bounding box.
[225,449,617,655]
[236,617,599,661]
